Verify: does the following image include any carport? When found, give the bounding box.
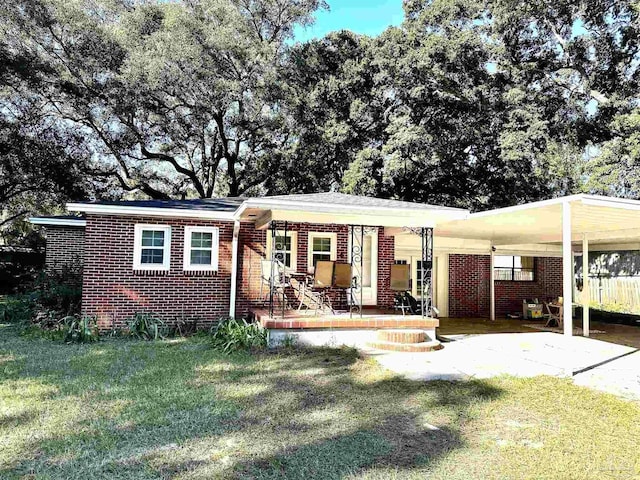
[436,194,640,337]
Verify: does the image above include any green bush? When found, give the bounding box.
[63,315,99,343]
[210,317,268,354]
[127,313,167,340]
[1,294,36,324]
[33,264,82,318]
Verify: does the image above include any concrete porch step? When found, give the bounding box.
[366,339,443,352]
[377,329,427,344]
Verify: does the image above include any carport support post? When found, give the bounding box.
[490,247,495,321]
[562,201,573,337]
[582,235,590,337]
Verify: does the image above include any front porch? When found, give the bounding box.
[253,308,439,330]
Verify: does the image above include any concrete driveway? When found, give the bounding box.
[365,332,640,401]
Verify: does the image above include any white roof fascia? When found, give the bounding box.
[468,194,586,219]
[580,195,640,211]
[29,217,87,227]
[66,202,237,220]
[241,198,469,219]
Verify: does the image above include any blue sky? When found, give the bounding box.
[293,0,405,42]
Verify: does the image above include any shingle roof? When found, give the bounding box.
[81,197,246,212]
[262,192,466,211]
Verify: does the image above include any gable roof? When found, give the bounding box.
[259,192,467,212]
[73,197,245,212]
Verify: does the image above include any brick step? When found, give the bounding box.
[366,340,443,352]
[377,329,426,344]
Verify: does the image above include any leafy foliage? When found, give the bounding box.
[0,0,325,200]
[62,315,99,344]
[210,317,268,353]
[126,313,167,341]
[0,294,36,325]
[1,0,639,217]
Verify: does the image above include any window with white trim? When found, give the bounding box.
[133,224,171,271]
[266,231,298,271]
[494,255,535,281]
[183,226,219,271]
[307,232,337,272]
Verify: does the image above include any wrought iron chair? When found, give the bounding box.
[260,259,289,306]
[390,264,413,316]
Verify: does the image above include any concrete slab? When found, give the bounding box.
[573,350,640,401]
[365,332,640,400]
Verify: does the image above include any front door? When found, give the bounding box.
[349,228,378,306]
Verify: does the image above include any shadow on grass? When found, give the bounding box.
[0,326,503,479]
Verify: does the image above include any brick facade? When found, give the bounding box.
[82,214,234,330]
[448,254,563,318]
[236,223,396,316]
[44,226,85,272]
[81,215,396,329]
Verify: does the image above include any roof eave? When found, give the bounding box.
[66,202,238,220]
[29,217,87,227]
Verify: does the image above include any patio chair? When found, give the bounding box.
[289,261,335,314]
[260,259,289,306]
[544,298,563,328]
[390,264,414,316]
[333,262,352,310]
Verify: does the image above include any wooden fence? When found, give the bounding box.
[575,276,640,313]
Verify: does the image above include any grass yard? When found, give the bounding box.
[1,323,639,480]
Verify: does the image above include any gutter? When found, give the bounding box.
[229,220,241,318]
[29,217,87,227]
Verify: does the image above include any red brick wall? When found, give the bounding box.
[448,254,563,318]
[81,215,397,328]
[495,257,563,316]
[235,224,395,316]
[44,226,85,272]
[82,214,233,330]
[377,231,395,308]
[448,254,491,318]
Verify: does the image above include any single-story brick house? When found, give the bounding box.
[29,193,640,347]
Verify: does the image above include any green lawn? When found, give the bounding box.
[1,323,639,480]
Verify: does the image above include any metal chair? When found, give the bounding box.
[544,298,563,328]
[259,259,289,306]
[390,264,412,316]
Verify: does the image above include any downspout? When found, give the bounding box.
[229,220,241,318]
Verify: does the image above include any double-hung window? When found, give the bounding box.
[133,224,171,271]
[184,226,219,272]
[494,255,535,281]
[307,232,337,272]
[266,231,298,271]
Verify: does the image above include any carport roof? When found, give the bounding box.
[436,194,640,246]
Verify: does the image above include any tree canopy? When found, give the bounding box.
[1,0,639,233]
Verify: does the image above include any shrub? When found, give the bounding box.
[1,294,36,325]
[33,263,83,318]
[127,313,167,340]
[63,315,99,343]
[210,317,268,354]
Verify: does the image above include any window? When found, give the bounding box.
[266,231,298,271]
[184,226,219,271]
[494,255,535,281]
[307,232,337,272]
[133,224,171,271]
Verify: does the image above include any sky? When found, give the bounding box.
[293,0,405,43]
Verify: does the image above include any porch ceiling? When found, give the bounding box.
[435,195,640,247]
